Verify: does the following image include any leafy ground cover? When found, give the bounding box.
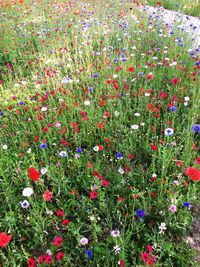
[0,0,200,266]
[146,0,200,17]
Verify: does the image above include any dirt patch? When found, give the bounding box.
[186,204,200,266]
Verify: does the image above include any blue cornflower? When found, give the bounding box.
[76,147,83,153]
[40,143,47,149]
[116,152,123,159]
[19,101,24,105]
[183,202,190,208]
[191,124,200,133]
[136,209,145,218]
[164,128,174,136]
[114,58,118,63]
[138,72,144,76]
[169,106,177,112]
[20,200,30,209]
[0,112,4,116]
[86,249,93,260]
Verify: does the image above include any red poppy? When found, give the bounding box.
[62,219,70,226]
[127,66,135,72]
[150,143,157,151]
[185,167,200,181]
[29,167,40,181]
[0,232,12,247]
[97,122,104,128]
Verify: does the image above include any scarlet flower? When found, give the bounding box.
[87,163,93,169]
[90,191,98,199]
[171,77,179,85]
[150,143,157,151]
[0,232,12,247]
[185,167,200,181]
[97,122,104,128]
[62,219,70,226]
[98,145,104,151]
[176,160,183,167]
[147,73,153,80]
[128,154,134,160]
[43,190,53,201]
[29,167,40,181]
[127,66,135,72]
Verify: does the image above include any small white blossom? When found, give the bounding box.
[111,229,120,238]
[114,111,120,117]
[2,144,8,150]
[40,168,48,175]
[134,113,140,117]
[93,146,99,152]
[159,222,167,234]
[59,151,68,158]
[41,107,47,112]
[131,124,139,130]
[184,96,190,102]
[84,100,91,106]
[118,167,124,174]
[22,187,34,197]
[113,245,121,254]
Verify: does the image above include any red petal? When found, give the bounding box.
[29,167,40,181]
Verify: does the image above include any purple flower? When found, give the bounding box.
[164,128,174,136]
[116,152,123,159]
[169,106,177,112]
[93,73,99,78]
[191,124,200,133]
[183,202,190,208]
[40,143,47,149]
[20,200,30,208]
[86,249,93,260]
[76,147,83,153]
[136,209,145,218]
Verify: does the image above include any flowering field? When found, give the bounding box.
[0,0,200,266]
[146,0,200,16]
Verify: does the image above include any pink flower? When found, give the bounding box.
[90,191,98,199]
[169,204,177,213]
[53,236,63,248]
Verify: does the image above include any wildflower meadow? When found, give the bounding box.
[0,0,200,266]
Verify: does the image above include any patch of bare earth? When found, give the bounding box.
[186,204,200,266]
